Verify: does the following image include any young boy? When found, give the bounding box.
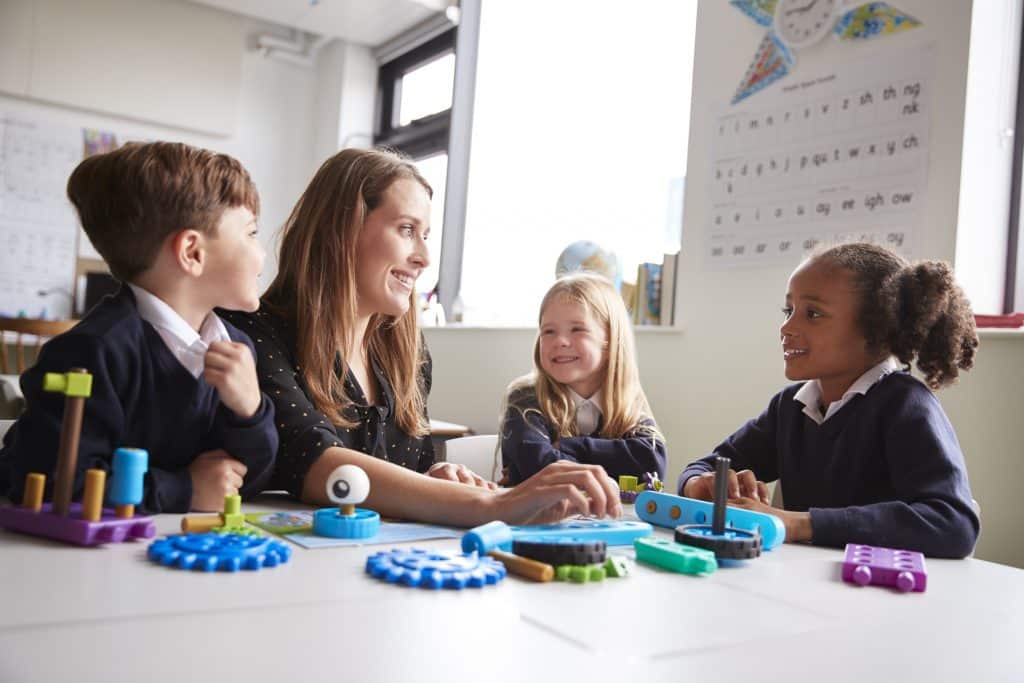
[0,141,277,513]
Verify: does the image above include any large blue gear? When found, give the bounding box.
[366,548,507,589]
[147,532,292,572]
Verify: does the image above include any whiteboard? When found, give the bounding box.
[0,114,82,319]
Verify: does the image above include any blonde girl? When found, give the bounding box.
[500,272,665,485]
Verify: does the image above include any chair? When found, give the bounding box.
[443,434,500,482]
[0,318,78,374]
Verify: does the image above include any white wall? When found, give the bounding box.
[0,5,330,294]
[425,0,1024,569]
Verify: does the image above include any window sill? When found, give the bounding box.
[977,327,1024,339]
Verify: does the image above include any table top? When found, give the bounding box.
[0,498,1019,683]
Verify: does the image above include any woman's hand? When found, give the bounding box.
[728,496,813,543]
[682,467,770,504]
[426,462,497,490]
[490,461,622,525]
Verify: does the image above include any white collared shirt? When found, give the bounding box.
[793,356,903,425]
[569,388,603,436]
[128,283,230,379]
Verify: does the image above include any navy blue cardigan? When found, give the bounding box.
[0,287,277,513]
[677,372,980,558]
[501,385,666,485]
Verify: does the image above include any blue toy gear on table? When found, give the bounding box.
[147,532,292,572]
[366,548,507,589]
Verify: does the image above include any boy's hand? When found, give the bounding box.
[203,341,261,418]
[683,467,770,504]
[188,448,248,512]
[426,462,497,490]
[729,496,812,543]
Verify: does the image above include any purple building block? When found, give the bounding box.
[0,503,156,546]
[841,543,927,593]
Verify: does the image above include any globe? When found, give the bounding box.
[555,241,622,288]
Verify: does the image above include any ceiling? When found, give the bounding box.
[189,0,447,47]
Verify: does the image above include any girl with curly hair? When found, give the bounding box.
[677,243,980,558]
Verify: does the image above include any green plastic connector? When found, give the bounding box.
[553,564,607,583]
[44,371,93,398]
[604,556,630,577]
[619,475,639,492]
[212,525,261,536]
[634,537,717,575]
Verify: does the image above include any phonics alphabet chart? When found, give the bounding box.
[705,45,933,269]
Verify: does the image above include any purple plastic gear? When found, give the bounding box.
[366,547,507,589]
[147,532,291,572]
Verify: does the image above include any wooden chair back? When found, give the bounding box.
[0,318,78,374]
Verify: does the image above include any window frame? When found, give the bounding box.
[1007,7,1024,313]
[374,27,457,159]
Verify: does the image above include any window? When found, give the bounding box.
[442,1,698,325]
[376,26,457,296]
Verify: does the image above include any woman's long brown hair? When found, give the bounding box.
[262,148,432,436]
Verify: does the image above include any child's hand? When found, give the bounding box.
[493,461,622,525]
[683,467,770,504]
[203,341,261,418]
[728,496,813,543]
[189,448,248,511]
[427,462,497,490]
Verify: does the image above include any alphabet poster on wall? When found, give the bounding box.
[0,115,83,319]
[704,44,933,269]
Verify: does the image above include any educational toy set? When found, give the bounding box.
[0,368,928,593]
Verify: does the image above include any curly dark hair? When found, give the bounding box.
[810,243,978,389]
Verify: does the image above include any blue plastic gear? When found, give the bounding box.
[366,548,507,589]
[147,532,292,572]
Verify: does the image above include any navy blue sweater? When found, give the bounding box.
[501,385,666,485]
[677,372,979,558]
[0,287,277,513]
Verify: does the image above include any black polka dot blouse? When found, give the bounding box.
[220,306,436,498]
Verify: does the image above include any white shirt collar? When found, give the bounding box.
[793,356,903,425]
[568,388,603,436]
[128,283,230,378]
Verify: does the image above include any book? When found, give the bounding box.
[659,252,678,326]
[635,262,662,325]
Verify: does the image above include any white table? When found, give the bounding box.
[0,500,1020,683]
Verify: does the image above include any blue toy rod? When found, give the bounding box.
[634,491,786,550]
[462,518,652,555]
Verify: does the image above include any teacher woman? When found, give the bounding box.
[224,148,619,525]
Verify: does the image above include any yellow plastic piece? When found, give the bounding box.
[181,515,223,533]
[115,504,135,519]
[619,475,639,492]
[221,494,244,528]
[43,371,93,398]
[81,469,106,521]
[23,473,45,512]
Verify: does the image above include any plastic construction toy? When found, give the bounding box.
[487,549,554,582]
[841,543,927,593]
[674,456,762,561]
[181,495,253,534]
[148,532,292,572]
[513,537,606,566]
[312,464,381,539]
[366,548,507,589]
[555,564,607,583]
[0,369,156,546]
[618,471,663,504]
[634,537,717,575]
[635,490,785,550]
[461,518,652,556]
